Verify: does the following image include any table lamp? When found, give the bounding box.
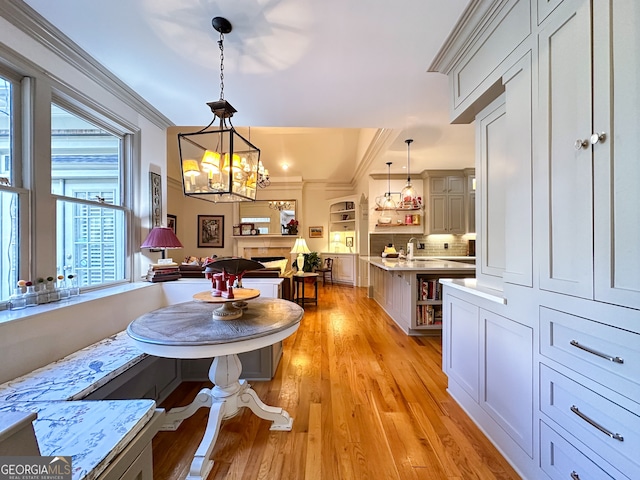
[141,226,184,260]
[290,237,310,275]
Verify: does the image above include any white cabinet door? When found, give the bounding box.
[480,310,533,456]
[538,0,594,299]
[443,294,480,402]
[593,0,640,309]
[429,176,466,234]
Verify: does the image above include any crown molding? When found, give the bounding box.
[0,0,173,130]
[428,0,510,74]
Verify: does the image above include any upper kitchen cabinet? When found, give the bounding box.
[539,0,640,309]
[426,172,466,235]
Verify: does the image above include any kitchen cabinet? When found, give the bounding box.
[443,291,533,457]
[322,253,356,286]
[367,258,475,336]
[539,0,640,309]
[427,173,466,234]
[431,0,640,478]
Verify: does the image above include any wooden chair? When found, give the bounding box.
[316,257,333,286]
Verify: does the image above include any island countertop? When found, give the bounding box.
[363,256,476,273]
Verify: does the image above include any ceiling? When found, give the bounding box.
[23,0,475,184]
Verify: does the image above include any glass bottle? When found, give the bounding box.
[47,277,60,302]
[36,281,49,304]
[68,275,79,296]
[57,275,70,300]
[9,288,27,310]
[24,284,37,307]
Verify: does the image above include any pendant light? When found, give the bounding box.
[177,17,265,203]
[400,138,418,208]
[382,162,396,210]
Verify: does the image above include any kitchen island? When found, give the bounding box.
[364,256,475,335]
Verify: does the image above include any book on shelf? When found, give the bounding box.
[418,278,442,301]
[416,304,438,326]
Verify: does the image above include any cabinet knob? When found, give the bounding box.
[574,139,589,150]
[590,132,606,145]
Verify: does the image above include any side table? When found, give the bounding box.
[293,272,319,307]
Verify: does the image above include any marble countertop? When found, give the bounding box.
[363,256,476,273]
[0,399,156,480]
[0,331,146,403]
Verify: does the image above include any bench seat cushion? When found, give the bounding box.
[0,399,157,480]
[0,331,146,402]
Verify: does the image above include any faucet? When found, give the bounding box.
[407,237,418,260]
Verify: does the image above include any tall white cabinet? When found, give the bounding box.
[431,0,640,479]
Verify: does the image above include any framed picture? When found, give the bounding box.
[167,214,177,234]
[197,215,224,248]
[346,236,354,247]
[346,201,355,210]
[149,172,162,227]
[240,223,254,236]
[309,226,323,238]
[233,225,241,236]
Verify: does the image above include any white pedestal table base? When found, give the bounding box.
[161,353,293,480]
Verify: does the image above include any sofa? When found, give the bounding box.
[178,256,293,301]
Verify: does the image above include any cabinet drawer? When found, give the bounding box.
[540,306,640,402]
[540,420,629,480]
[540,364,640,477]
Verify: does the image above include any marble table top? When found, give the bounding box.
[0,399,156,480]
[0,331,146,403]
[127,297,304,359]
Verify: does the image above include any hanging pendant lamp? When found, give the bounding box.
[400,138,418,209]
[177,17,266,203]
[382,162,396,211]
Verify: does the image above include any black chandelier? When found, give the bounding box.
[177,17,265,203]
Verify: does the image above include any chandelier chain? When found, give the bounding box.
[218,31,225,100]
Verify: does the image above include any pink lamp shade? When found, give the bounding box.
[141,227,183,259]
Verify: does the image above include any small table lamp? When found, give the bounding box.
[141,226,184,260]
[290,237,310,275]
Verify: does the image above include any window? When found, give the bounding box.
[51,103,127,288]
[0,73,21,304]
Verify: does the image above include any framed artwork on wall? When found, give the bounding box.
[167,214,177,234]
[149,172,162,227]
[309,226,323,238]
[346,236,354,247]
[197,215,224,248]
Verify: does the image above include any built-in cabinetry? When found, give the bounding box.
[369,260,475,336]
[328,195,359,254]
[321,253,356,286]
[539,0,640,310]
[442,287,533,459]
[426,172,466,234]
[431,0,640,478]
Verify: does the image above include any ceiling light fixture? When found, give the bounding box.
[400,138,418,208]
[382,161,396,211]
[177,17,263,203]
[269,200,291,211]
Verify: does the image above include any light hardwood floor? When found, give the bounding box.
[153,285,520,480]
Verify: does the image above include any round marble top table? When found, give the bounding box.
[127,297,304,480]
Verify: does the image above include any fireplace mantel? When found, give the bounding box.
[235,235,298,260]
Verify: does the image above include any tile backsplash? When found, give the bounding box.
[369,234,475,257]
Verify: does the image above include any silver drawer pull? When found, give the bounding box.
[570,340,624,364]
[570,405,624,442]
[570,472,580,480]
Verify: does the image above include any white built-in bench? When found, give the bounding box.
[0,331,165,480]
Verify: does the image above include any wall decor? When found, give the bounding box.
[240,223,254,236]
[233,225,241,236]
[150,172,162,227]
[346,236,354,247]
[197,215,224,248]
[309,226,323,238]
[167,214,177,234]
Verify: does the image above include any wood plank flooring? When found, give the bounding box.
[152,285,520,480]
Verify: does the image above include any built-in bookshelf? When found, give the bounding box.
[413,272,472,332]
